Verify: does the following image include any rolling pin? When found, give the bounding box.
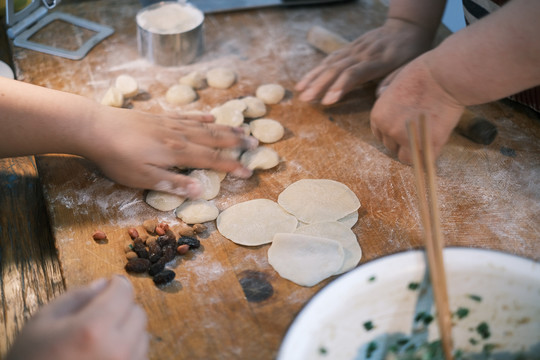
[306,25,498,145]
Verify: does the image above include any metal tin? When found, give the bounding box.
[136,1,204,66]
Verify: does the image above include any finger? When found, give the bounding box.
[382,136,400,156]
[298,59,357,102]
[370,122,383,142]
[176,112,214,123]
[131,330,150,360]
[397,146,413,165]
[295,64,328,92]
[169,121,258,151]
[77,275,135,325]
[117,303,147,337]
[321,62,389,105]
[41,278,109,319]
[376,66,403,98]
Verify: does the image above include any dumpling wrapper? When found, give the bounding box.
[338,211,359,228]
[294,221,361,274]
[278,179,360,223]
[145,190,186,211]
[175,199,219,224]
[217,199,297,246]
[268,233,344,287]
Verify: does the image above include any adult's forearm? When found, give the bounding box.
[0,77,96,158]
[387,0,447,36]
[426,0,540,106]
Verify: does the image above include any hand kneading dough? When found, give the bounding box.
[179,70,206,89]
[210,106,244,127]
[242,96,266,118]
[188,170,221,200]
[294,221,361,274]
[114,75,139,98]
[166,84,197,105]
[240,146,280,170]
[268,233,344,287]
[216,199,297,246]
[249,118,284,143]
[101,87,124,107]
[278,179,360,224]
[206,67,236,89]
[175,199,219,224]
[145,190,186,211]
[255,83,285,104]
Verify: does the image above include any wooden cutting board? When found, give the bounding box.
[12,0,540,359]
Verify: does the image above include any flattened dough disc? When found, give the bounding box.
[268,233,344,287]
[217,199,297,246]
[278,179,360,223]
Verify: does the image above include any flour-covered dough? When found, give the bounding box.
[101,87,124,107]
[206,67,236,89]
[249,118,284,143]
[175,199,219,224]
[179,70,206,89]
[256,83,285,104]
[115,74,139,98]
[240,146,279,170]
[217,199,297,246]
[222,99,247,112]
[166,84,197,105]
[242,96,266,118]
[268,233,344,287]
[188,170,221,200]
[295,221,361,274]
[145,190,186,211]
[210,106,244,127]
[278,179,360,223]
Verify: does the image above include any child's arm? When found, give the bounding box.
[0,77,257,197]
[295,0,447,104]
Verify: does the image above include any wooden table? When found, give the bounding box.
[6,0,540,359]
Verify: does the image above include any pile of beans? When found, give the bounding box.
[122,219,206,285]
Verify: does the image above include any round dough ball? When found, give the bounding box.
[210,106,244,127]
[101,87,124,107]
[145,190,186,211]
[268,233,344,287]
[188,169,221,200]
[206,67,236,89]
[278,179,360,224]
[114,74,139,98]
[249,118,284,143]
[166,84,197,105]
[175,199,219,224]
[294,221,361,274]
[256,83,285,104]
[240,146,280,170]
[222,99,247,112]
[217,199,297,246]
[179,70,206,89]
[242,96,266,118]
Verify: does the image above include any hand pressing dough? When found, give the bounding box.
[216,199,297,246]
[206,67,236,89]
[114,74,139,97]
[294,221,361,274]
[240,146,280,170]
[166,84,197,105]
[145,190,186,211]
[249,118,284,143]
[256,83,285,104]
[242,96,266,118]
[179,70,206,89]
[222,99,247,112]
[175,199,219,224]
[210,106,244,127]
[268,233,344,287]
[188,169,221,200]
[101,87,124,107]
[278,179,360,224]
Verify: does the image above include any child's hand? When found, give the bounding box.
[295,19,433,105]
[370,53,465,164]
[83,109,258,198]
[6,276,148,360]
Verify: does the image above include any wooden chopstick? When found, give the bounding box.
[407,115,454,359]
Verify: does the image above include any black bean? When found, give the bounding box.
[177,236,200,249]
[125,258,150,273]
[148,261,165,276]
[153,270,175,284]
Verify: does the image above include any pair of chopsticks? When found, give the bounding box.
[406,115,454,359]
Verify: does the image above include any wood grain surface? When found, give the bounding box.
[10,0,540,359]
